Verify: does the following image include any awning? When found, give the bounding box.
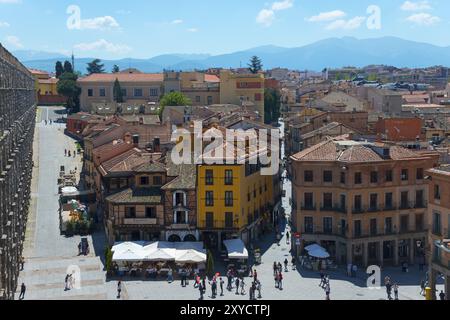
[176,250,207,264]
[305,244,326,252]
[223,239,248,259]
[308,249,330,259]
[112,248,143,262]
[144,249,175,262]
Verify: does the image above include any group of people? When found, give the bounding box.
[195,274,225,300]
[64,149,77,158]
[43,119,53,125]
[385,276,399,300]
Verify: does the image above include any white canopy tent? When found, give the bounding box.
[308,249,330,259]
[223,239,249,259]
[112,248,144,262]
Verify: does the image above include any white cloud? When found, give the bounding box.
[79,16,120,30]
[271,0,294,11]
[308,10,346,22]
[74,39,131,54]
[4,35,23,48]
[256,0,294,26]
[256,9,275,27]
[171,19,183,24]
[401,1,432,11]
[406,13,440,25]
[0,21,10,27]
[187,28,199,32]
[326,16,366,30]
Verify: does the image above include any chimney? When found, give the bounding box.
[132,134,139,146]
[154,137,161,153]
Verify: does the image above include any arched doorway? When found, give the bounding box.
[184,234,197,242]
[168,235,182,242]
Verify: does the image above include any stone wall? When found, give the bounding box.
[0,44,36,300]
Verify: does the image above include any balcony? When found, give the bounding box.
[123,218,158,225]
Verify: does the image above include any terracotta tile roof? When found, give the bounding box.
[78,73,164,83]
[389,146,423,160]
[106,187,162,204]
[291,140,338,161]
[338,146,383,162]
[99,148,145,175]
[133,160,166,173]
[205,74,220,83]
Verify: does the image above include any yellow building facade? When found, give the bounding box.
[197,163,274,249]
[219,70,265,122]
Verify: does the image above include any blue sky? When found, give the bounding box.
[0,0,449,59]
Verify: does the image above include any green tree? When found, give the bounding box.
[55,61,64,78]
[57,72,81,113]
[264,88,281,125]
[113,78,124,103]
[158,91,192,119]
[112,65,120,73]
[105,246,113,276]
[248,56,263,74]
[206,250,214,278]
[87,59,105,75]
[63,60,73,73]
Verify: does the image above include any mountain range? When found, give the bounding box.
[14,37,450,74]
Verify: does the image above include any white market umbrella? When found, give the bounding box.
[308,249,330,259]
[112,248,143,262]
[305,244,326,252]
[112,242,146,254]
[144,249,175,262]
[176,250,207,264]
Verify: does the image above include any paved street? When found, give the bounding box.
[15,109,445,300]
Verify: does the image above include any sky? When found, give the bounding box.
[0,0,449,59]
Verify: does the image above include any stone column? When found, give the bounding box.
[379,241,384,268]
[393,240,399,266]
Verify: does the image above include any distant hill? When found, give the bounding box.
[16,37,450,74]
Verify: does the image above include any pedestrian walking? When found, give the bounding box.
[240,278,246,295]
[319,273,325,287]
[211,280,217,299]
[393,283,399,300]
[249,285,254,300]
[167,268,173,283]
[420,279,426,296]
[68,150,71,157]
[256,280,262,299]
[278,262,282,273]
[253,269,258,282]
[20,256,25,271]
[199,283,204,300]
[274,272,279,288]
[325,283,331,300]
[286,231,290,244]
[439,290,446,300]
[227,274,232,291]
[278,272,283,290]
[194,275,200,288]
[64,274,70,291]
[117,281,122,299]
[273,262,278,276]
[220,277,224,296]
[291,256,296,270]
[235,278,240,295]
[65,149,67,156]
[386,280,392,300]
[202,278,206,293]
[19,283,26,300]
[284,259,289,272]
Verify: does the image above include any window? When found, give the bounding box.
[416,168,424,180]
[323,170,333,183]
[195,96,201,103]
[205,191,214,206]
[323,193,333,209]
[385,170,393,182]
[340,172,346,184]
[140,176,149,185]
[206,212,214,228]
[225,191,233,207]
[153,176,162,186]
[304,193,314,209]
[415,190,424,208]
[370,171,378,183]
[304,217,313,233]
[340,194,346,212]
[207,96,213,105]
[99,88,106,97]
[145,207,156,218]
[174,192,185,206]
[370,219,377,236]
[323,217,333,234]
[205,170,214,185]
[433,212,442,235]
[400,191,409,209]
[354,172,362,184]
[369,194,378,211]
[134,88,143,97]
[125,207,136,219]
[401,169,409,181]
[88,89,93,97]
[416,214,424,231]
[354,220,362,237]
[150,88,159,97]
[225,212,234,228]
[385,217,393,234]
[225,170,233,185]
[400,215,409,232]
[385,193,393,209]
[304,170,313,182]
[354,195,362,212]
[434,185,441,200]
